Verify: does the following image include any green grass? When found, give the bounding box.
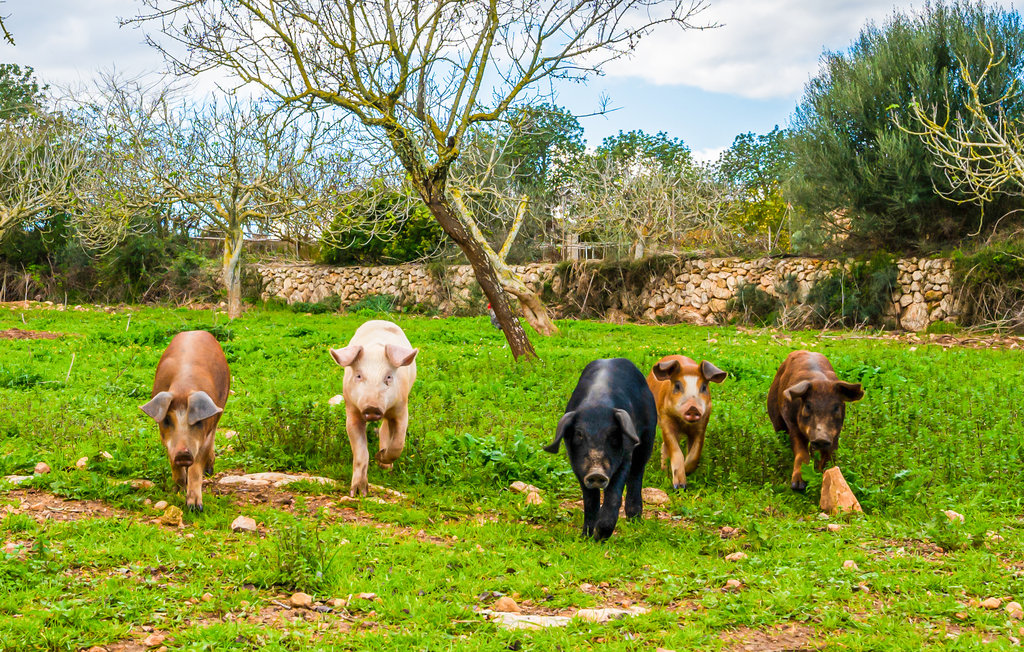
[1,304,1024,650]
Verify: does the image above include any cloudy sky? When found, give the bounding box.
[0,1,1013,161]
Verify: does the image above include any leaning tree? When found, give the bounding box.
[130,0,710,360]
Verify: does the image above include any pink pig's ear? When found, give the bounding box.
[330,345,362,367]
[385,344,418,367]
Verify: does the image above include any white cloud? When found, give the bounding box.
[692,146,727,164]
[601,0,930,99]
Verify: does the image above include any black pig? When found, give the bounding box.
[544,358,657,541]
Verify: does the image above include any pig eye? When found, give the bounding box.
[700,383,709,393]
[673,381,682,393]
[163,416,171,427]
[355,373,363,381]
[384,374,393,385]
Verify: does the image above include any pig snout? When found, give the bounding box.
[809,437,832,452]
[583,472,609,489]
[171,447,194,467]
[362,406,384,421]
[681,405,703,422]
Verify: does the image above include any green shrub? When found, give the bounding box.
[727,282,780,325]
[347,293,398,314]
[807,253,898,327]
[318,190,446,265]
[952,240,1024,328]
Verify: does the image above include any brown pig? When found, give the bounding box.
[767,351,864,492]
[646,355,727,490]
[330,320,418,497]
[140,331,230,512]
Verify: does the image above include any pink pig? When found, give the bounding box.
[330,320,418,497]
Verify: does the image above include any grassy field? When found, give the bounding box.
[2,303,1024,650]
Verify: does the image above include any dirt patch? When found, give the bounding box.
[0,328,63,340]
[859,537,946,561]
[720,623,820,652]
[4,489,132,522]
[815,331,1024,351]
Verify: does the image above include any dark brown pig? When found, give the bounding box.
[646,355,727,490]
[140,331,230,511]
[767,351,863,491]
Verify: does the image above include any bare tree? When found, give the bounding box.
[0,115,86,242]
[129,0,710,360]
[81,76,349,318]
[565,156,730,259]
[902,36,1024,234]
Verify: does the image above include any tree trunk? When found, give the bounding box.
[223,227,244,319]
[423,196,537,360]
[494,270,558,336]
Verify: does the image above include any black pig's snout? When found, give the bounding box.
[584,472,609,489]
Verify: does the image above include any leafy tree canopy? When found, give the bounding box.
[789,0,1024,250]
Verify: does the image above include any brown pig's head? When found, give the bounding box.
[330,343,417,422]
[140,391,222,467]
[784,380,864,452]
[652,357,727,424]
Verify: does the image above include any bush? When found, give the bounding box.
[807,253,898,327]
[789,1,1024,249]
[952,240,1024,329]
[727,282,780,325]
[318,190,446,265]
[347,293,397,314]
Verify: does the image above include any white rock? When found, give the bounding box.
[75,456,88,470]
[33,462,50,474]
[943,509,965,523]
[725,552,748,562]
[328,395,344,406]
[641,487,670,505]
[510,481,541,494]
[230,515,258,533]
[154,500,168,511]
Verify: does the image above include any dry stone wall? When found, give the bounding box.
[255,256,956,331]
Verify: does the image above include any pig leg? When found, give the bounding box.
[624,458,647,521]
[684,430,704,475]
[580,484,601,538]
[346,411,370,497]
[170,462,186,491]
[595,468,628,541]
[375,407,408,469]
[814,448,833,473]
[790,432,810,492]
[185,461,205,512]
[662,426,688,490]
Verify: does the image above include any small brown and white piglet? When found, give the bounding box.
[140,330,230,512]
[646,355,727,490]
[330,320,418,497]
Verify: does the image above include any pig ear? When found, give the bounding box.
[329,345,362,367]
[783,381,812,403]
[544,411,576,454]
[835,381,864,402]
[385,344,418,368]
[613,409,641,449]
[140,392,173,422]
[187,391,223,426]
[652,359,680,381]
[701,361,727,384]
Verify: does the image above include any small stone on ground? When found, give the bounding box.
[33,462,50,474]
[492,596,520,613]
[230,515,258,533]
[290,592,313,608]
[641,487,670,505]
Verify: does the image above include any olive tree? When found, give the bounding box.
[130,0,710,360]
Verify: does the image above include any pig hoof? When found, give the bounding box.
[672,483,687,491]
[791,481,807,492]
[187,503,204,513]
[204,465,214,477]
